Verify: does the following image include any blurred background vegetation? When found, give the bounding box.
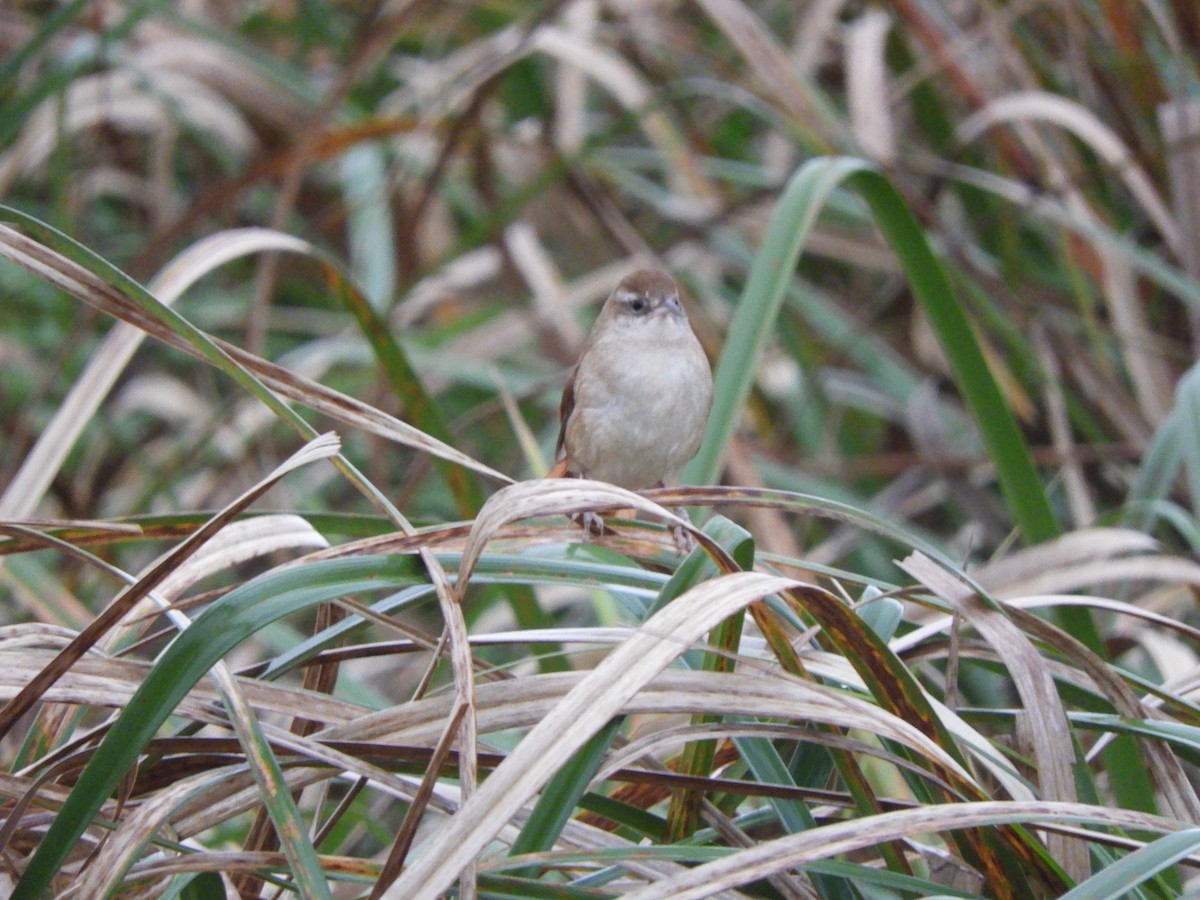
[5,1,1200,897]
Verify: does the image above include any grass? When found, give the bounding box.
[3,2,1200,897]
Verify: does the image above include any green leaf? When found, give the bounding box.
[734,737,854,899]
[175,870,227,900]
[646,515,753,619]
[507,717,624,876]
[1058,828,1200,900]
[857,586,903,642]
[663,517,754,840]
[688,157,1056,538]
[685,157,1101,653]
[13,556,427,899]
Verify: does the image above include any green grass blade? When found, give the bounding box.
[686,157,862,486]
[734,736,855,899]
[330,261,487,517]
[843,166,1058,541]
[508,716,623,875]
[685,156,1100,651]
[646,515,754,619]
[13,555,427,899]
[687,157,1058,540]
[1058,828,1200,900]
[664,518,753,840]
[176,870,227,899]
[216,685,331,900]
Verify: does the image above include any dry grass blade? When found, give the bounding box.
[456,478,706,599]
[76,850,375,893]
[621,800,1190,900]
[206,662,332,899]
[844,9,895,165]
[553,0,596,153]
[592,675,975,788]
[505,221,584,348]
[0,649,364,726]
[529,25,716,213]
[0,68,255,194]
[66,765,231,896]
[307,666,977,781]
[386,571,804,898]
[989,556,1200,598]
[595,721,956,800]
[895,594,1200,656]
[0,433,340,741]
[6,5,1200,895]
[1033,329,1096,528]
[957,91,1182,256]
[952,112,1175,429]
[0,231,309,517]
[139,515,328,606]
[1003,604,1200,824]
[898,552,1087,881]
[695,0,841,148]
[0,222,512,486]
[371,701,469,898]
[413,538,478,897]
[1160,97,1200,345]
[972,527,1159,593]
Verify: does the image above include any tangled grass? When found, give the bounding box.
[4,2,1200,897]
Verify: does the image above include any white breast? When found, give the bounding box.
[564,316,712,489]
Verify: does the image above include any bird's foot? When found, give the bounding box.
[570,510,608,542]
[652,482,696,554]
[670,507,695,554]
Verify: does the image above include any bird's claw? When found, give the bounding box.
[671,507,695,554]
[570,504,694,554]
[573,510,607,542]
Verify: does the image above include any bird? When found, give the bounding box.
[548,269,713,550]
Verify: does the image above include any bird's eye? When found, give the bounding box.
[629,297,647,312]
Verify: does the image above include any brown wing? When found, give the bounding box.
[555,363,578,460]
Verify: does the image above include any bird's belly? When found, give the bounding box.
[569,367,708,489]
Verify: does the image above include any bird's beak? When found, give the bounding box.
[660,294,683,315]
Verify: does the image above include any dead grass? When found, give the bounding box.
[3,2,1200,897]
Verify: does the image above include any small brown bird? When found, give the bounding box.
[550,269,713,548]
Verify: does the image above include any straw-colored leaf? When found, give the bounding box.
[621,800,1187,899]
[897,552,1087,881]
[385,572,806,898]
